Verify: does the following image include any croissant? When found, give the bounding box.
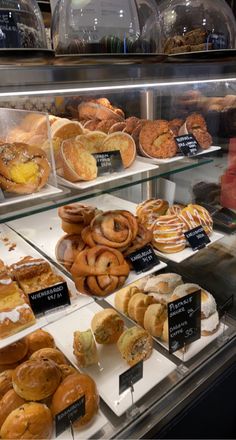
[71,245,130,297]
[0,143,50,194]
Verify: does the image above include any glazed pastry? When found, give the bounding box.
[26,329,55,355]
[139,121,177,159]
[76,131,107,153]
[0,143,50,194]
[0,370,13,399]
[11,256,65,296]
[12,359,62,400]
[51,373,99,428]
[179,113,212,149]
[91,308,124,344]
[73,329,98,367]
[58,202,98,235]
[152,215,186,253]
[117,327,153,366]
[179,204,213,235]
[171,283,217,319]
[0,389,26,429]
[78,98,124,122]
[0,402,53,440]
[102,132,136,168]
[136,199,169,230]
[0,338,28,365]
[71,246,130,297]
[166,204,185,216]
[201,311,220,336]
[127,292,155,326]
[30,347,68,365]
[59,364,77,380]
[123,224,153,258]
[60,138,97,182]
[55,234,87,270]
[143,304,167,337]
[89,210,138,249]
[114,285,140,314]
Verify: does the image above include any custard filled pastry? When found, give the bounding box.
[71,245,130,296]
[91,308,124,344]
[0,143,50,194]
[117,327,153,366]
[152,215,186,253]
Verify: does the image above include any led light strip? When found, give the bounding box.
[0,77,235,97]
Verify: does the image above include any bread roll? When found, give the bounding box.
[0,389,25,428]
[26,329,55,355]
[12,359,61,400]
[0,338,28,365]
[0,402,53,439]
[30,347,68,365]
[0,370,13,399]
[59,364,77,380]
[91,308,124,344]
[51,373,99,428]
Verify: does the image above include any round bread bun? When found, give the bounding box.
[51,373,99,428]
[0,338,28,365]
[59,364,77,380]
[0,402,53,439]
[12,359,62,401]
[26,330,55,356]
[0,370,13,400]
[30,347,68,365]
[0,389,26,429]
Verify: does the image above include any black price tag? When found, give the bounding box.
[127,245,159,274]
[168,290,201,354]
[0,11,20,48]
[218,295,234,319]
[119,361,143,395]
[55,395,85,437]
[175,134,200,156]
[93,150,123,176]
[184,226,210,251]
[28,282,71,316]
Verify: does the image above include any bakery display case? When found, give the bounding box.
[0,56,235,439]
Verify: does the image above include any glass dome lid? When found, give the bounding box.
[52,0,161,55]
[0,0,47,49]
[159,0,236,54]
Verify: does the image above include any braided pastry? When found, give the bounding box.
[58,203,99,234]
[123,224,153,257]
[0,143,50,194]
[179,204,213,235]
[136,199,169,230]
[152,215,186,253]
[55,234,87,271]
[89,211,138,249]
[71,246,130,297]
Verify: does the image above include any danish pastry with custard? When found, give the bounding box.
[136,199,169,230]
[152,215,186,253]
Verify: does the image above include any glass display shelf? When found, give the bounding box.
[0,156,213,223]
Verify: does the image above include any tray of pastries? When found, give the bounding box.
[8,200,167,298]
[107,273,226,362]
[0,328,107,439]
[44,301,177,416]
[0,224,93,348]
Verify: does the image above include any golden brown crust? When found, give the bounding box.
[78,99,124,122]
[102,132,136,168]
[0,338,28,365]
[58,203,98,225]
[96,119,120,133]
[127,293,156,326]
[123,224,153,257]
[51,373,99,428]
[71,246,130,296]
[91,308,124,344]
[114,285,140,314]
[0,389,26,429]
[152,215,186,253]
[30,348,68,365]
[169,119,184,136]
[0,370,13,399]
[59,364,77,380]
[0,303,36,339]
[26,330,55,356]
[0,402,53,439]
[143,304,167,337]
[12,359,62,400]
[179,204,213,235]
[0,143,51,194]
[139,121,177,158]
[136,199,169,230]
[60,138,97,182]
[55,234,87,270]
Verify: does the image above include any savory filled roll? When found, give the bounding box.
[73,329,98,367]
[91,308,124,344]
[117,327,153,366]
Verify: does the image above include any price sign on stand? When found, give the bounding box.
[28,282,71,316]
[175,134,201,156]
[168,290,201,354]
[119,361,143,395]
[185,226,211,251]
[93,151,123,176]
[127,245,159,274]
[55,395,85,437]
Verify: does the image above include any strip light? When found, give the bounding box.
[0,77,235,97]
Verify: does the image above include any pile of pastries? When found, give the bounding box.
[163,28,212,54]
[56,203,154,297]
[115,273,220,343]
[0,256,66,339]
[136,199,213,254]
[0,329,99,439]
[73,308,153,368]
